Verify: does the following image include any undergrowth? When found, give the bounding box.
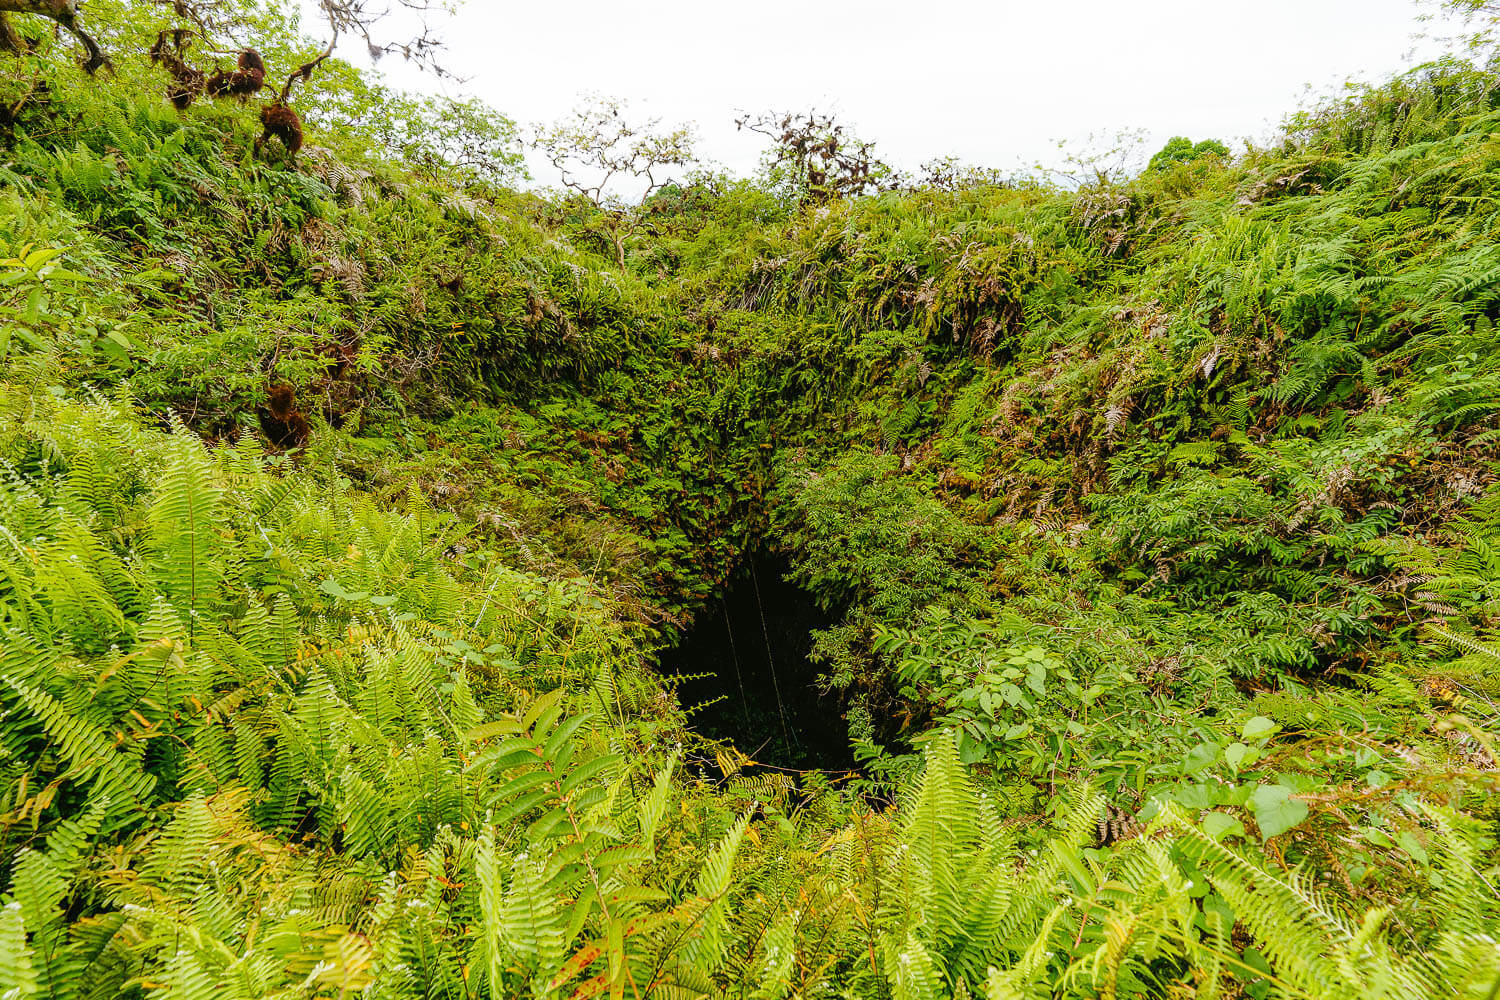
[1,6,1499,997]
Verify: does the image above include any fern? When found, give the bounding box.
[147,421,225,620]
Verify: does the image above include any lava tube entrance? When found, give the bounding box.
[659,551,853,771]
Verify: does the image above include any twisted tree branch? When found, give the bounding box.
[0,0,109,72]
[277,29,336,103]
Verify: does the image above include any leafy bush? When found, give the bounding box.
[1147,135,1231,172]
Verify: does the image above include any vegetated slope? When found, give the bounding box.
[1,23,1499,998]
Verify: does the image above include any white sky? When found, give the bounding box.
[348,0,1468,189]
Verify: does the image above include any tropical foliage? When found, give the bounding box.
[1,2,1499,996]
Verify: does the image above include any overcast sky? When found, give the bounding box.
[352,0,1466,188]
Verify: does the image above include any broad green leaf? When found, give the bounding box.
[465,718,525,742]
[1241,717,1277,741]
[1397,831,1429,865]
[1251,784,1307,839]
[1183,742,1218,774]
[1202,811,1246,841]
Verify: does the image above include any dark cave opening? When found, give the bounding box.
[659,551,855,772]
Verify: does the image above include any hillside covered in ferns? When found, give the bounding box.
[1,2,1500,998]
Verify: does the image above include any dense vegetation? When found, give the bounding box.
[2,2,1499,996]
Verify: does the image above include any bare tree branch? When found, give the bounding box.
[310,0,449,76]
[278,29,337,103]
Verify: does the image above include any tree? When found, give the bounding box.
[736,109,897,205]
[0,0,463,164]
[343,89,524,185]
[910,156,1011,193]
[1146,136,1231,173]
[530,95,697,267]
[1437,0,1500,17]
[0,0,449,81]
[1425,0,1500,49]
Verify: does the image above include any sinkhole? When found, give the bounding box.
[658,552,855,772]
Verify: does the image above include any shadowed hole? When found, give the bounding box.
[659,551,853,771]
